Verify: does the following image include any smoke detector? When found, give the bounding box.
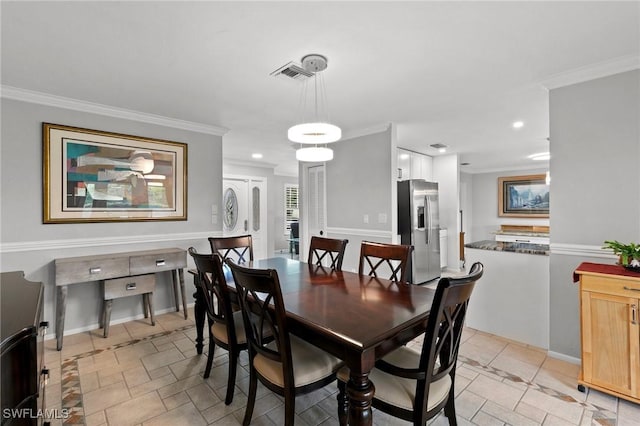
[270,61,314,82]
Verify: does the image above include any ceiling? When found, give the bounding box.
[2,1,638,176]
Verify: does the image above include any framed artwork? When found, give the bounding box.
[43,123,187,223]
[498,174,549,218]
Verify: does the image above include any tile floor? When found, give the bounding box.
[41,308,639,426]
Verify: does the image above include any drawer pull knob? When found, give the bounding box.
[623,286,640,292]
[90,267,102,274]
[156,259,166,266]
[126,283,137,291]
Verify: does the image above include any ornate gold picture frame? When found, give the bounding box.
[43,123,187,223]
[498,174,549,218]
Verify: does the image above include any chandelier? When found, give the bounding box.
[288,54,341,162]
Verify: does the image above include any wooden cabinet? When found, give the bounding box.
[1,271,46,426]
[574,263,640,404]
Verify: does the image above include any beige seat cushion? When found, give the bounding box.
[338,346,451,412]
[253,335,342,388]
[211,310,247,345]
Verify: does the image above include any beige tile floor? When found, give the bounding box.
[41,308,640,426]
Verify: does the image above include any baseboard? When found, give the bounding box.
[547,350,581,365]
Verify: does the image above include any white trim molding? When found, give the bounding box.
[550,243,616,259]
[325,227,394,240]
[540,54,640,90]
[547,351,581,366]
[0,231,223,253]
[1,85,228,136]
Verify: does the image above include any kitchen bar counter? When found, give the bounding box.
[465,239,549,256]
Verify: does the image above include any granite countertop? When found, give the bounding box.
[465,239,550,256]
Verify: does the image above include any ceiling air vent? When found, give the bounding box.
[270,61,314,82]
[430,143,447,149]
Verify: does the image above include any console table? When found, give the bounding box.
[54,248,187,350]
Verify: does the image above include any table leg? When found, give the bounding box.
[347,371,375,426]
[56,286,67,351]
[171,270,180,313]
[178,268,187,319]
[192,274,205,354]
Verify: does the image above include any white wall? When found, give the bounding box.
[1,97,223,337]
[433,154,460,270]
[548,69,640,358]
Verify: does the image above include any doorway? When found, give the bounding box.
[222,176,267,259]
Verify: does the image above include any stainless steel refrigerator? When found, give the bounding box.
[397,179,440,284]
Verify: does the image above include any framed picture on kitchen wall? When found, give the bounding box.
[43,123,187,223]
[498,174,549,218]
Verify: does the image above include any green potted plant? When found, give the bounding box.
[602,240,640,268]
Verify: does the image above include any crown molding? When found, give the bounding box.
[1,85,228,136]
[540,54,640,90]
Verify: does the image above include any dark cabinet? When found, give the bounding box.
[1,271,46,426]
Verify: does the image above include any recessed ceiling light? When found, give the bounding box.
[252,153,263,159]
[528,152,550,161]
[512,121,524,129]
[438,147,447,153]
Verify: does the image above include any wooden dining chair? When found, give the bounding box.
[358,241,413,283]
[308,236,349,271]
[208,235,253,263]
[225,259,343,426]
[337,262,484,426]
[188,247,247,405]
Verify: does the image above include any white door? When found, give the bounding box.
[307,165,326,240]
[222,177,267,259]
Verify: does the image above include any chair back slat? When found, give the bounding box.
[209,235,254,263]
[358,241,413,283]
[308,236,348,270]
[188,248,238,342]
[225,259,294,382]
[416,262,484,412]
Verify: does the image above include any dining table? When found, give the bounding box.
[190,256,436,425]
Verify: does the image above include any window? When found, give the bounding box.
[284,184,299,234]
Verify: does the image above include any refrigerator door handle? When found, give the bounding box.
[425,196,430,245]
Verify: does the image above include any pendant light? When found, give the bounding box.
[288,54,341,161]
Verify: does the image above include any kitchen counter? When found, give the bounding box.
[465,239,549,256]
[464,241,550,348]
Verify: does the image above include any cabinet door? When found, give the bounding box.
[410,154,422,179]
[397,151,411,180]
[581,290,640,397]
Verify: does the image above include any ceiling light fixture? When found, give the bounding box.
[512,121,524,129]
[251,153,263,159]
[288,54,341,162]
[528,152,550,161]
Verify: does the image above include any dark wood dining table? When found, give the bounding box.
[191,257,436,425]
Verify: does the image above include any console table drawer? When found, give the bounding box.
[130,251,186,275]
[103,274,155,299]
[56,257,129,285]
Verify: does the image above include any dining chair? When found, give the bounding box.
[358,241,414,283]
[208,235,254,263]
[308,236,349,271]
[336,262,484,426]
[188,247,247,405]
[225,259,343,426]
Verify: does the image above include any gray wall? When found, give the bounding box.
[326,127,394,231]
[549,69,640,358]
[1,98,223,335]
[469,168,549,242]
